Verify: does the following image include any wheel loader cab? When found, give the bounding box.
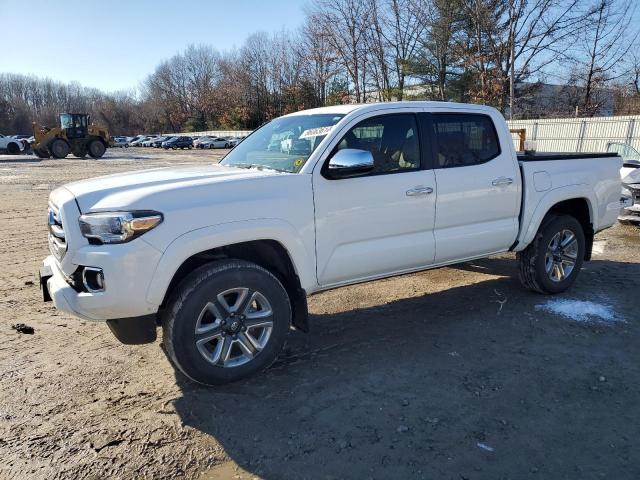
[61,113,89,140]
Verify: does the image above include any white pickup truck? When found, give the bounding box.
[40,102,622,385]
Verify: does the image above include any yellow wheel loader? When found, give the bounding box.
[32,113,110,159]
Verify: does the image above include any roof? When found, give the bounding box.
[283,101,498,117]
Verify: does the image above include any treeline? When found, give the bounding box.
[2,0,639,135]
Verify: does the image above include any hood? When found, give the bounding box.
[64,163,283,212]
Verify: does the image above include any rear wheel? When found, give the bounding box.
[49,138,70,159]
[518,215,585,294]
[162,260,292,385]
[88,139,106,158]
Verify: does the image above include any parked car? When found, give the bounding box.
[162,136,193,149]
[12,134,34,151]
[130,136,150,147]
[152,136,174,148]
[193,136,214,148]
[141,137,159,147]
[40,101,622,386]
[610,142,640,223]
[227,137,242,147]
[0,134,24,154]
[198,137,231,149]
[112,137,130,148]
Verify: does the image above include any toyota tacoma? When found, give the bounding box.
[40,102,623,385]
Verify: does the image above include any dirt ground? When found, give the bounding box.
[1,148,639,480]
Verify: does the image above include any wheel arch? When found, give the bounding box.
[545,198,594,260]
[518,193,594,260]
[152,236,311,332]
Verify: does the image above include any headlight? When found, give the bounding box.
[79,211,163,244]
[622,186,632,197]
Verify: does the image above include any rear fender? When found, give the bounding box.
[515,185,596,250]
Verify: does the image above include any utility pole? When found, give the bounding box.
[509,0,515,120]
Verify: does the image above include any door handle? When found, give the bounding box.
[492,177,514,186]
[406,186,434,197]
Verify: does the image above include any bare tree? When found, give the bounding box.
[312,0,371,102]
[577,0,637,115]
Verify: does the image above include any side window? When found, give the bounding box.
[334,114,420,174]
[433,114,500,168]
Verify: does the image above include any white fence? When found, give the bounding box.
[507,115,640,153]
[163,130,253,138]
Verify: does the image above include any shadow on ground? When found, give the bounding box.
[170,257,640,479]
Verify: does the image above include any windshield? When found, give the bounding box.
[60,114,72,129]
[221,113,345,173]
[608,142,640,161]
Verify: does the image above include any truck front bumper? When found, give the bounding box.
[40,255,158,344]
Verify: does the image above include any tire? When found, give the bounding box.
[7,142,20,155]
[162,260,292,385]
[88,139,106,158]
[49,138,70,159]
[172,146,177,150]
[518,214,585,294]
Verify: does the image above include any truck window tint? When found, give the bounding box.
[335,114,420,174]
[433,114,500,167]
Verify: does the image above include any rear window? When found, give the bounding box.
[433,114,500,168]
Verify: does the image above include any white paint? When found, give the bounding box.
[535,299,622,324]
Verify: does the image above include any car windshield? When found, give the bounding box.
[220,114,345,173]
[608,143,640,161]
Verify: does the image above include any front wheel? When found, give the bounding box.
[88,139,106,158]
[162,260,292,385]
[49,138,70,159]
[518,214,585,294]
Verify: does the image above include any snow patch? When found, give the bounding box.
[535,299,622,325]
[477,442,495,452]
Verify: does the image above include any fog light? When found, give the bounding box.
[82,267,105,293]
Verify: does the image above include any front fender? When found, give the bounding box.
[145,218,316,307]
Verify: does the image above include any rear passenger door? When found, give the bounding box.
[431,112,520,263]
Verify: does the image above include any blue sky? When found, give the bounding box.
[1,0,307,92]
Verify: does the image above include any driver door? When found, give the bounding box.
[313,112,437,287]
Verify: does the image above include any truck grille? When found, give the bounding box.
[48,204,67,260]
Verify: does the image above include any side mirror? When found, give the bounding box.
[622,160,640,169]
[327,149,374,179]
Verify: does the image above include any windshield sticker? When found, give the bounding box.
[300,126,333,139]
[294,158,304,168]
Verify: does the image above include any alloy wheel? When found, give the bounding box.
[194,287,274,368]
